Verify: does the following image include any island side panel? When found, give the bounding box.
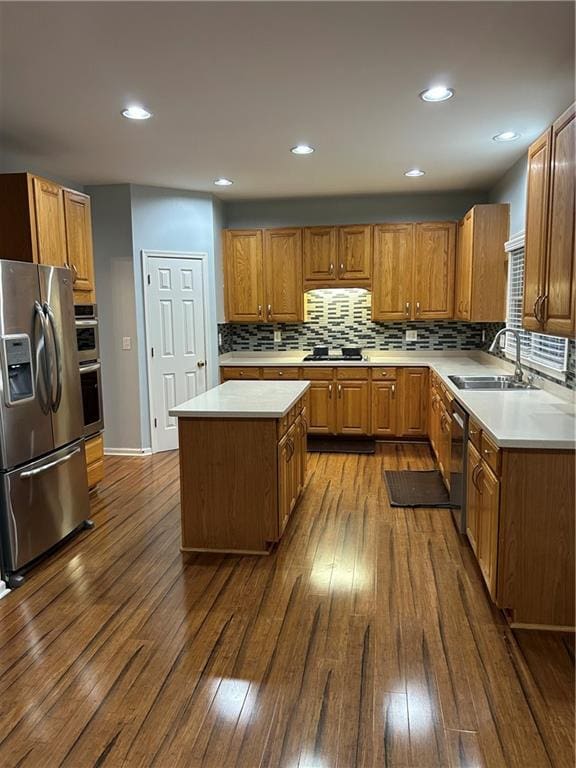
[497,449,575,629]
[177,417,279,554]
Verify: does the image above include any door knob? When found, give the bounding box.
[197,360,206,368]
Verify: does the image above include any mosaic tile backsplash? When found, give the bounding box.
[219,288,576,390]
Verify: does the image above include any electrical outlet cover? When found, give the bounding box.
[405,330,418,342]
[274,330,282,343]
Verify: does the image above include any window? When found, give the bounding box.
[504,244,568,378]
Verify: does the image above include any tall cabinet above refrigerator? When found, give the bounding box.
[0,261,90,587]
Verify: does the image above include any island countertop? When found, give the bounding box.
[169,380,311,419]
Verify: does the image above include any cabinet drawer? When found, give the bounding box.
[481,432,501,475]
[336,367,369,380]
[262,367,299,380]
[221,367,261,380]
[372,367,397,380]
[85,434,104,465]
[300,367,334,380]
[87,459,104,489]
[469,418,482,450]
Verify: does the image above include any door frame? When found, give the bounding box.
[141,250,213,454]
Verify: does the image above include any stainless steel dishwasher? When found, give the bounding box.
[450,400,469,534]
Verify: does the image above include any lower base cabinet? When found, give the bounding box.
[398,368,429,436]
[371,381,397,436]
[85,433,104,490]
[178,396,307,554]
[466,442,500,597]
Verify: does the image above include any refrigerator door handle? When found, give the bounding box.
[19,447,80,479]
[44,302,62,412]
[34,300,52,414]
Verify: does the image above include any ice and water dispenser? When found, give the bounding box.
[2,336,34,404]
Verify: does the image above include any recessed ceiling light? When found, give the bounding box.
[214,178,233,186]
[419,86,454,103]
[493,131,521,142]
[290,144,315,155]
[404,168,425,177]
[121,105,152,120]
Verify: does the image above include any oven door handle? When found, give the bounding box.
[80,362,101,374]
[75,319,98,328]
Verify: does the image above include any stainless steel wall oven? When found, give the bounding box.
[75,305,104,437]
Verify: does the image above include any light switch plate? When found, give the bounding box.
[405,330,417,342]
[274,330,282,343]
[218,332,222,347]
[122,336,132,351]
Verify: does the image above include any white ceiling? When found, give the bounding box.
[0,2,574,199]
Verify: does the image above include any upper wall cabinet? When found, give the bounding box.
[454,204,509,322]
[225,228,304,323]
[0,173,97,304]
[372,221,456,320]
[523,103,575,338]
[302,225,371,288]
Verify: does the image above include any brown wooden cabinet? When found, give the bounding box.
[85,433,104,490]
[398,367,428,436]
[523,103,575,337]
[307,380,335,434]
[63,190,96,303]
[302,224,371,288]
[224,230,264,322]
[372,224,413,321]
[466,442,481,555]
[0,173,97,305]
[372,222,456,320]
[371,381,397,436]
[302,226,337,284]
[414,221,456,319]
[455,204,509,322]
[336,379,370,435]
[225,228,303,323]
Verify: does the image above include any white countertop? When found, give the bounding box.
[219,351,576,449]
[169,380,310,419]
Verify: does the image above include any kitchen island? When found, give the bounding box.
[170,380,310,554]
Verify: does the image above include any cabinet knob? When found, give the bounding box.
[278,371,283,376]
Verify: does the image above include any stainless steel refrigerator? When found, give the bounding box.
[0,261,90,587]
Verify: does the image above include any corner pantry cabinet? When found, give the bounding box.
[224,228,303,322]
[372,222,456,320]
[523,102,575,337]
[454,204,509,322]
[0,173,97,304]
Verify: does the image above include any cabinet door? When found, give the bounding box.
[299,408,308,490]
[287,423,299,515]
[372,224,414,320]
[399,368,428,436]
[523,130,551,331]
[32,177,67,267]
[303,226,337,284]
[544,103,575,338]
[63,190,96,302]
[466,442,481,556]
[477,462,500,599]
[224,230,263,322]
[338,225,371,282]
[438,405,452,488]
[455,211,473,320]
[371,381,397,436]
[278,434,291,536]
[336,380,370,435]
[414,222,456,319]
[263,228,303,322]
[307,381,335,434]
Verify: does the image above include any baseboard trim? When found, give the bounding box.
[104,447,152,457]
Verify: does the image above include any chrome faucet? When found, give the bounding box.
[489,328,524,382]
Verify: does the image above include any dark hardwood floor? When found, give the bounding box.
[0,444,573,767]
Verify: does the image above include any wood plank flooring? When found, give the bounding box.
[0,444,573,767]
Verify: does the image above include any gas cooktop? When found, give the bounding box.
[303,347,364,362]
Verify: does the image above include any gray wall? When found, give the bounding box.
[129,185,221,449]
[489,154,527,236]
[223,190,489,228]
[87,184,142,451]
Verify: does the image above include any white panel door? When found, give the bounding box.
[146,256,207,452]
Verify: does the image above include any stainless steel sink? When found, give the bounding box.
[448,375,539,391]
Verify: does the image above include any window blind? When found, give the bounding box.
[504,247,568,375]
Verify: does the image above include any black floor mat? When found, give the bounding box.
[384,469,457,508]
[308,437,376,454]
